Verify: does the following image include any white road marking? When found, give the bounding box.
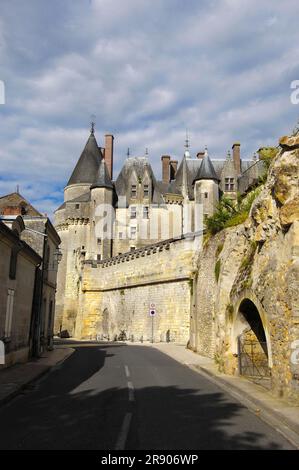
[125,365,130,378]
[127,381,135,402]
[115,412,132,450]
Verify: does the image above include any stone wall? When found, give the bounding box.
[75,236,199,344]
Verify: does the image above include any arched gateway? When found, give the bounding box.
[232,295,272,380]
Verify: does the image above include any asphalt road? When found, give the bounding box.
[0,341,294,450]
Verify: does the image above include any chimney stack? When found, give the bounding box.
[104,134,114,180]
[196,151,205,159]
[161,155,171,184]
[170,160,178,180]
[232,142,241,175]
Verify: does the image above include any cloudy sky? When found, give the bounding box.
[0,0,299,216]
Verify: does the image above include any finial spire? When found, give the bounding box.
[204,145,208,157]
[226,150,231,160]
[90,113,96,134]
[184,129,191,158]
[145,148,149,156]
[127,148,130,158]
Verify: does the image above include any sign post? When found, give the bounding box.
[149,303,156,343]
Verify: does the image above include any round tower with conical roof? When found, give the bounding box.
[89,158,114,260]
[193,147,219,219]
[64,129,102,202]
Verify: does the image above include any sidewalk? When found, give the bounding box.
[0,346,74,406]
[151,343,299,449]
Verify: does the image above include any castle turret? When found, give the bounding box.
[193,147,219,219]
[64,129,102,202]
[90,158,114,260]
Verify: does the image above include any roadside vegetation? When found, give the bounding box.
[206,147,278,236]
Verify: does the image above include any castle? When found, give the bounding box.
[54,126,265,338]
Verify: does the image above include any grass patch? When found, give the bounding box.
[215,242,224,258]
[215,259,221,282]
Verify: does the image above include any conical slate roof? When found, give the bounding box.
[194,152,219,182]
[90,158,113,190]
[67,132,102,186]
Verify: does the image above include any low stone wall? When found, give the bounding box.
[75,236,199,344]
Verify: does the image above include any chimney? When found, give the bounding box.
[232,142,241,174]
[161,155,171,184]
[104,134,114,180]
[196,151,205,159]
[170,160,178,180]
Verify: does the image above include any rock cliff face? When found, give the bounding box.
[192,134,299,403]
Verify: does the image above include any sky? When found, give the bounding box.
[0,0,299,217]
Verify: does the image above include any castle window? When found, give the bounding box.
[130,246,136,252]
[75,204,80,209]
[144,184,149,197]
[119,232,123,239]
[225,177,235,191]
[97,238,102,245]
[97,254,101,261]
[204,192,208,199]
[130,206,137,219]
[131,184,137,198]
[143,206,149,219]
[130,226,136,240]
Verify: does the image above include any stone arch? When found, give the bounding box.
[231,291,273,369]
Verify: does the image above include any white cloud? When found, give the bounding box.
[1,0,299,217]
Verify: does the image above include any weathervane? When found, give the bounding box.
[90,114,96,134]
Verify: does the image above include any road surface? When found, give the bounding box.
[0,341,294,450]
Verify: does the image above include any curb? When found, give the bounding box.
[148,344,299,449]
[0,348,75,407]
[192,364,299,447]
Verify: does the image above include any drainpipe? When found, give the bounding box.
[26,227,48,357]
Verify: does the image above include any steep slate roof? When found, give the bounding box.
[55,192,91,211]
[91,159,113,190]
[115,157,164,205]
[194,154,219,182]
[67,131,102,186]
[172,157,202,200]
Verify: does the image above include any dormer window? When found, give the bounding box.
[225,177,235,191]
[131,184,137,198]
[144,184,149,198]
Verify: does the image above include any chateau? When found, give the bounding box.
[54,127,265,337]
